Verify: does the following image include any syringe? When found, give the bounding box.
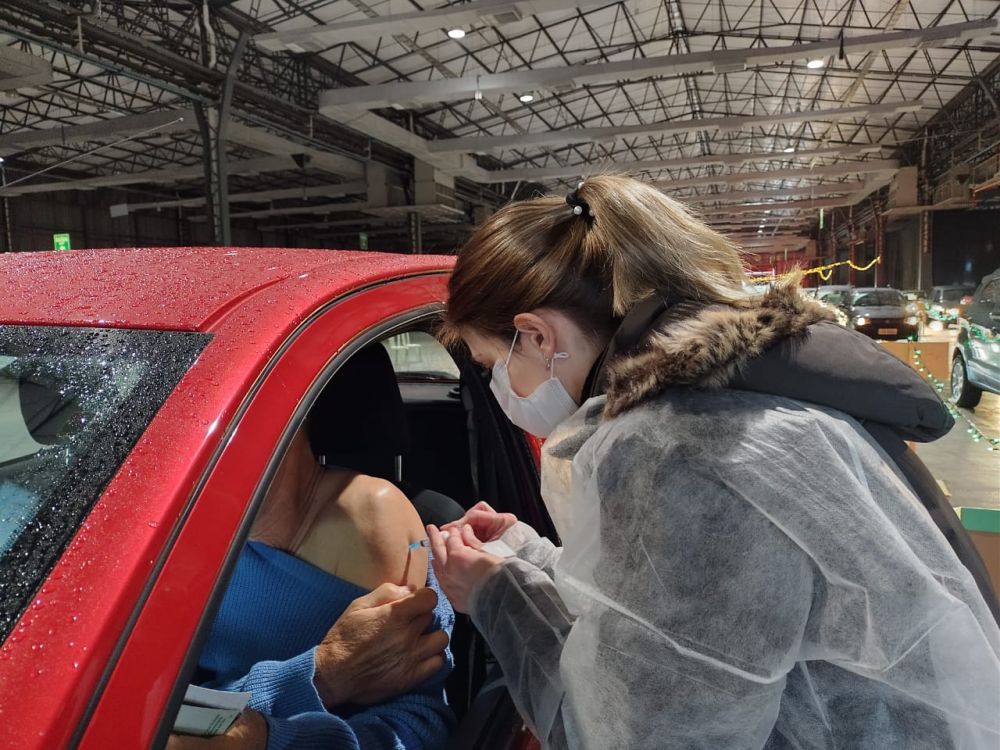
[408,530,450,550]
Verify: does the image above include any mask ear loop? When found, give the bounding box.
[505,330,520,366]
[548,351,570,378]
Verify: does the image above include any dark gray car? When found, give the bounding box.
[839,288,919,341]
[951,269,1000,407]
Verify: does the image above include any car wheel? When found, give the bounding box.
[951,356,983,409]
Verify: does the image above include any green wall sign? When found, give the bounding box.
[53,233,71,252]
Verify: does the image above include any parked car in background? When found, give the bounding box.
[928,285,976,328]
[837,288,919,341]
[951,269,1000,408]
[815,285,853,306]
[805,286,849,326]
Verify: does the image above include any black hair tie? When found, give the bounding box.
[566,182,595,224]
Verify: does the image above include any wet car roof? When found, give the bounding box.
[0,247,453,332]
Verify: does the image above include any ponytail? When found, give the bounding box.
[440,175,748,348]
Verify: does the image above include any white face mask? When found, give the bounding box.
[490,331,579,438]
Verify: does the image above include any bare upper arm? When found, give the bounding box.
[294,473,428,591]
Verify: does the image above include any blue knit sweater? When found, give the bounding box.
[197,541,456,750]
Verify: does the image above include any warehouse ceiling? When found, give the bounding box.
[0,0,998,247]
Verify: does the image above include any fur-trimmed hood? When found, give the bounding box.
[588,279,952,443]
[603,279,836,418]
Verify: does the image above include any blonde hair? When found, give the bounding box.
[440,175,748,347]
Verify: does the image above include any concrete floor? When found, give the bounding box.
[912,329,1000,510]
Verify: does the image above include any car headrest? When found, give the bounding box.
[0,377,47,465]
[0,362,80,467]
[308,344,410,473]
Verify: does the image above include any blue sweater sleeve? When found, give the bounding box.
[209,573,456,750]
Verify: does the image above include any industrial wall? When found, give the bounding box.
[931,208,1000,287]
[0,189,453,255]
[1,189,294,252]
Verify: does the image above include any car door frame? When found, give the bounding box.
[75,273,455,749]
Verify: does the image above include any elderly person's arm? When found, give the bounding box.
[168,572,454,750]
[170,476,455,750]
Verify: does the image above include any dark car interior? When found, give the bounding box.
[304,327,551,749]
[306,342,470,528]
[180,323,551,750]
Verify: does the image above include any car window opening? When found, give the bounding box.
[182,321,540,747]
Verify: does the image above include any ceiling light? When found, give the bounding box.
[765,210,772,214]
[806,58,826,69]
[285,42,308,53]
[519,93,534,103]
[447,28,466,39]
[783,147,795,153]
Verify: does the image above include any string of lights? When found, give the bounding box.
[752,257,882,284]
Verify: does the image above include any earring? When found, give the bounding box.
[544,352,569,368]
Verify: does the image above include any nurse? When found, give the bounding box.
[427,175,1000,749]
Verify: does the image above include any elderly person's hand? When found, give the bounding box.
[167,710,267,750]
[427,524,504,614]
[441,501,518,544]
[313,582,449,708]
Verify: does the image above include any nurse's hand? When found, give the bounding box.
[441,501,518,544]
[427,524,503,614]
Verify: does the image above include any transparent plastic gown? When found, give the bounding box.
[469,389,1000,749]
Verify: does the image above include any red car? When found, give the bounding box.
[0,247,549,750]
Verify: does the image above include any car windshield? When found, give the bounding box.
[938,288,972,303]
[818,290,848,305]
[382,331,460,380]
[0,326,208,639]
[852,290,904,307]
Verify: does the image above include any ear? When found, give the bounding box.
[512,311,558,361]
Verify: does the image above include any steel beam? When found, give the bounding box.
[700,196,859,215]
[480,146,887,182]
[124,181,367,213]
[0,45,53,92]
[320,106,490,181]
[421,102,925,154]
[197,32,248,246]
[655,161,898,190]
[681,183,868,204]
[0,157,293,197]
[0,109,195,156]
[319,20,997,109]
[227,123,364,179]
[255,0,614,52]
[727,236,812,249]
